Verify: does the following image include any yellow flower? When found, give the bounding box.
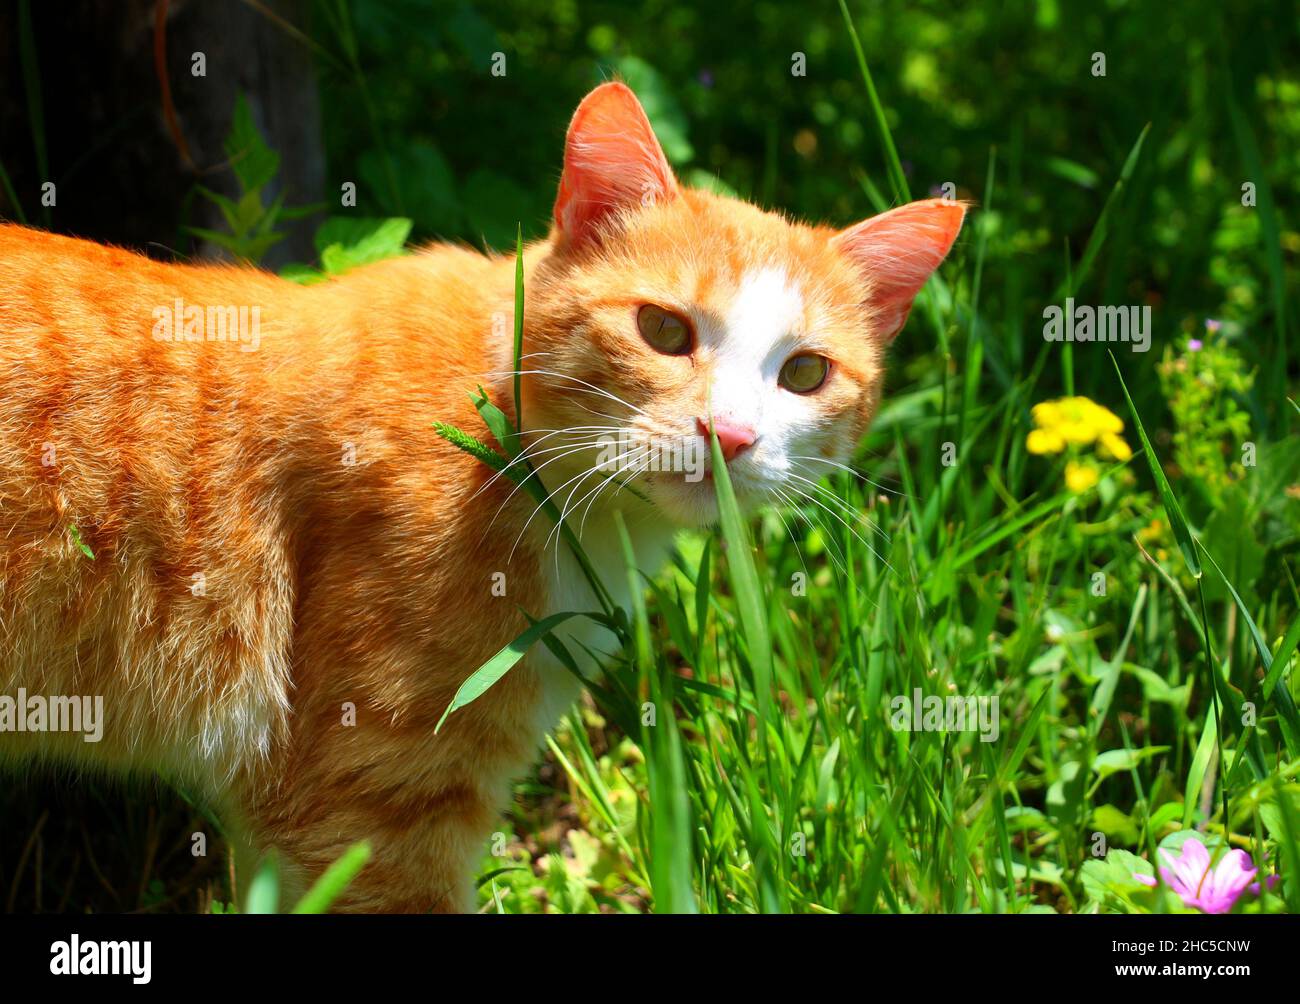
[1098,432,1133,461]
[1065,461,1099,493]
[1029,395,1127,455]
[1026,428,1066,454]
[1088,403,1124,436]
[1057,419,1098,445]
[1137,517,1166,544]
[1031,401,1062,427]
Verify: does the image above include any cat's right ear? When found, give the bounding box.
[553,82,678,249]
[831,198,966,341]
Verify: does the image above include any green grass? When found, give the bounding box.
[473,300,1299,913]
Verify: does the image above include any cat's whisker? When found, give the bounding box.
[784,470,891,543]
[501,368,649,418]
[780,473,894,554]
[472,442,608,508]
[546,444,650,553]
[572,448,654,542]
[789,455,902,496]
[508,453,626,562]
[468,427,622,501]
[782,480,892,572]
[771,483,848,577]
[566,399,637,426]
[470,432,612,503]
[485,439,612,535]
[763,487,811,581]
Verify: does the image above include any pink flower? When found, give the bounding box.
[1188,338,1203,351]
[1133,837,1271,913]
[1205,318,1222,334]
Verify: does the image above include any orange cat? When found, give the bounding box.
[0,82,963,912]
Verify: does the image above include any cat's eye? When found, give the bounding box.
[637,304,693,355]
[779,353,830,394]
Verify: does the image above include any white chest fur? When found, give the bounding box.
[526,514,675,740]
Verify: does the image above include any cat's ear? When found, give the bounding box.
[553,81,678,248]
[832,198,966,341]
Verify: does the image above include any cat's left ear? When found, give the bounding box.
[553,81,679,248]
[831,198,966,341]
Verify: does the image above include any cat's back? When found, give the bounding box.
[0,225,303,786]
[0,226,524,790]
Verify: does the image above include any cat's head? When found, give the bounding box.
[520,82,964,529]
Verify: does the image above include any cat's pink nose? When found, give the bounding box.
[696,417,756,462]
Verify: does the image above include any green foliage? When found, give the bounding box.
[189,93,322,262]
[1157,326,1255,509]
[282,216,413,283]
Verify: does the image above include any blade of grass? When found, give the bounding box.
[708,424,773,751]
[290,841,371,914]
[838,0,909,203]
[512,224,525,448]
[435,611,589,732]
[16,0,49,227]
[1109,351,1200,577]
[1053,125,1150,302]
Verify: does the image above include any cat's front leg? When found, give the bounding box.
[245,773,503,913]
[241,669,548,913]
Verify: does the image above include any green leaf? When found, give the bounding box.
[67,524,94,559]
[1091,805,1140,845]
[1263,610,1300,704]
[1199,489,1263,606]
[317,217,412,275]
[225,92,280,194]
[512,225,525,442]
[1092,747,1169,783]
[1080,849,1154,911]
[1042,155,1100,189]
[1182,706,1218,829]
[433,421,512,475]
[472,386,519,458]
[279,262,325,285]
[1128,666,1190,708]
[1201,543,1300,760]
[435,611,586,732]
[1046,760,1087,828]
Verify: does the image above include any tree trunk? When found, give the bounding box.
[0,0,325,267]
